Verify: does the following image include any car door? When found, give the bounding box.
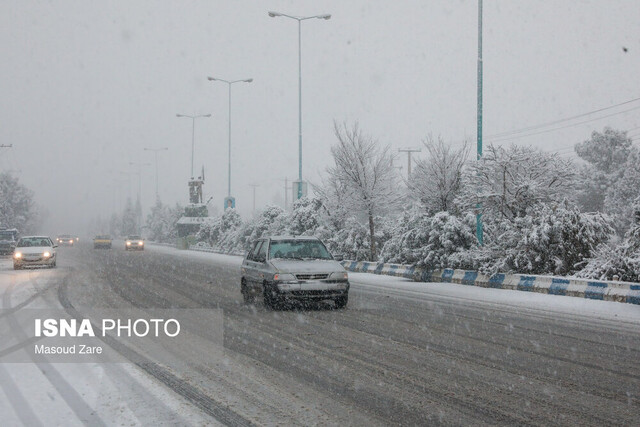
[244,240,264,289]
[252,239,270,287]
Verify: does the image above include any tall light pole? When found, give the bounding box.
[176,113,211,178]
[207,77,253,203]
[143,147,168,199]
[268,11,331,200]
[476,0,484,245]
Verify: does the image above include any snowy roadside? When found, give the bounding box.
[146,244,640,325]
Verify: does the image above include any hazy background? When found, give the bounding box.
[0,0,638,234]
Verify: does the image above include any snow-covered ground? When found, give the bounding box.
[149,244,640,326]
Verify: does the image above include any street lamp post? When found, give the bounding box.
[476,0,484,246]
[268,11,331,199]
[207,77,252,203]
[176,113,211,178]
[143,147,169,199]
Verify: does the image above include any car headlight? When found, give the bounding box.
[43,251,51,258]
[126,241,131,246]
[273,273,297,282]
[328,271,349,281]
[14,252,22,259]
[138,241,143,246]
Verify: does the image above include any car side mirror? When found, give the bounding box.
[333,254,344,261]
[53,245,58,248]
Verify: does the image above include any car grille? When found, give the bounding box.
[295,273,329,281]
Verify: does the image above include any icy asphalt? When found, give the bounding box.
[0,242,639,426]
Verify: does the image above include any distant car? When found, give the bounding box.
[93,235,112,249]
[56,234,75,246]
[125,235,144,251]
[0,228,19,255]
[13,236,57,269]
[241,236,349,309]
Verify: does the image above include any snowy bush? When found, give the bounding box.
[578,198,640,282]
[196,208,243,252]
[236,205,288,250]
[477,202,614,276]
[380,209,477,270]
[145,199,182,243]
[0,172,39,233]
[288,197,324,236]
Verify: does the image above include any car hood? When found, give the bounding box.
[15,246,54,254]
[269,259,345,274]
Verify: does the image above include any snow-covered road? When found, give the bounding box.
[1,244,639,425]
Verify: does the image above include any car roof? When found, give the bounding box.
[265,235,320,241]
[20,236,51,240]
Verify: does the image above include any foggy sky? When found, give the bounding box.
[1,0,639,235]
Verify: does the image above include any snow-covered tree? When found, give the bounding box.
[408,136,469,214]
[574,127,633,213]
[380,208,477,270]
[575,127,632,174]
[196,208,243,252]
[121,197,137,236]
[603,147,640,234]
[145,198,182,243]
[324,216,373,261]
[578,197,640,282]
[477,202,613,276]
[327,121,401,260]
[237,205,288,249]
[0,172,38,233]
[461,144,576,222]
[288,197,324,236]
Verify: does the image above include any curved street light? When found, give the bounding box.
[207,77,253,202]
[176,113,211,178]
[268,11,331,200]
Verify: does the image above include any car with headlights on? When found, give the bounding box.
[241,236,349,309]
[125,235,144,251]
[93,235,112,249]
[56,234,75,247]
[0,228,19,255]
[13,236,57,269]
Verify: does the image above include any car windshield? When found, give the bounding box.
[0,231,15,239]
[127,236,142,240]
[17,237,51,247]
[269,240,332,260]
[96,235,110,239]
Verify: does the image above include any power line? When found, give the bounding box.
[487,105,640,143]
[486,96,640,139]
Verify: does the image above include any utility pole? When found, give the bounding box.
[398,148,421,180]
[143,147,168,199]
[249,184,260,214]
[476,0,484,246]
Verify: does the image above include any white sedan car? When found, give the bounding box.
[13,236,57,269]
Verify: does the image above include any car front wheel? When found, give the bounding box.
[334,294,348,309]
[263,282,281,309]
[241,279,255,304]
